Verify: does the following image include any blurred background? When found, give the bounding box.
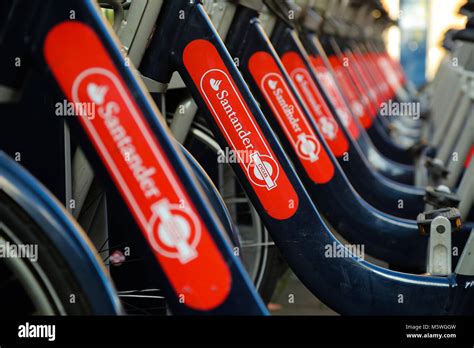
[382,0,467,87]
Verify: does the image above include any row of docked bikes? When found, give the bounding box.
[0,0,473,315]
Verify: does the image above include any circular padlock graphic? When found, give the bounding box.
[318,116,339,140]
[148,200,201,264]
[335,108,351,127]
[246,152,279,190]
[351,101,364,118]
[296,134,320,162]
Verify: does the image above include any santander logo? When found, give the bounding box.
[210,78,222,91]
[268,79,278,90]
[295,73,304,83]
[86,83,108,105]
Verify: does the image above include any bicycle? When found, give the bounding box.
[0,0,473,316]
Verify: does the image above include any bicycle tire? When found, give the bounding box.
[0,190,117,315]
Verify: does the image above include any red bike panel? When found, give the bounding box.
[44,22,231,311]
[183,40,299,219]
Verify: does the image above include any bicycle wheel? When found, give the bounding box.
[0,180,120,315]
[0,192,111,317]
